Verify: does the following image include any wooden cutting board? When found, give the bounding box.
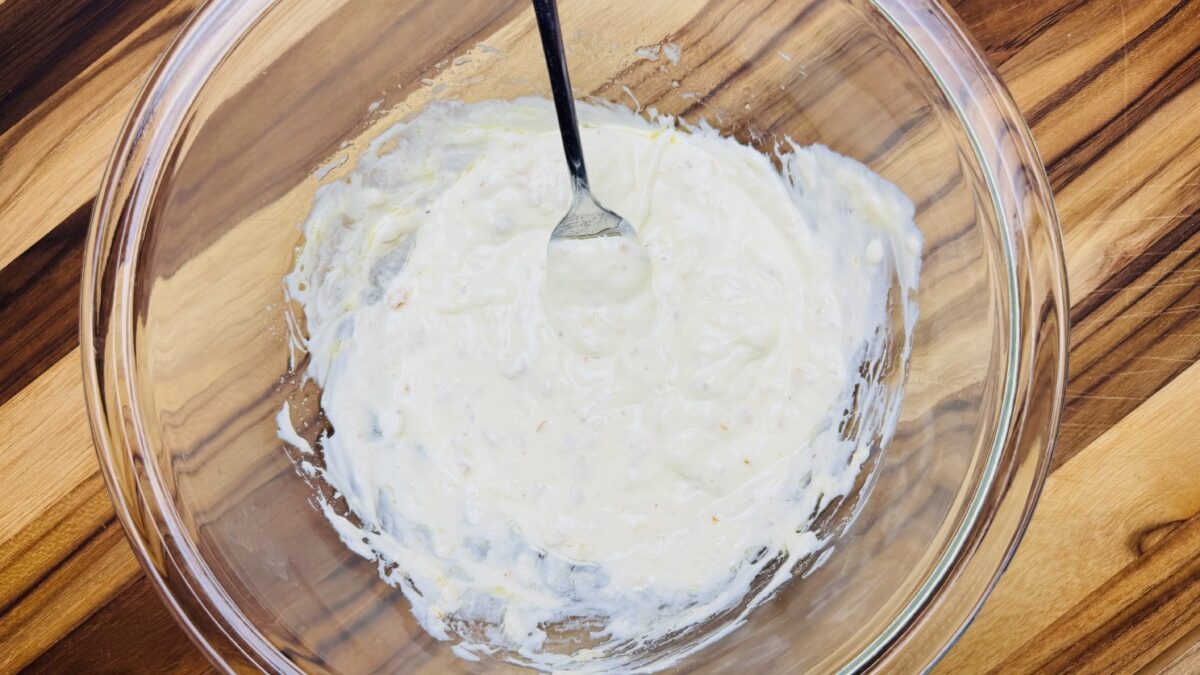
[2,0,1199,672]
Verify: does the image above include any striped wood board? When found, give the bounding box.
[1,0,1200,672]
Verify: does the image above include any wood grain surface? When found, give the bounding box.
[1,0,1198,672]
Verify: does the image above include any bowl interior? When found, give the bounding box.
[125,0,1010,671]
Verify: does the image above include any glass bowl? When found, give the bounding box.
[82,0,1067,671]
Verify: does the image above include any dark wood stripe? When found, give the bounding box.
[0,475,110,612]
[0,522,134,672]
[0,0,177,137]
[994,513,1200,673]
[1052,211,1200,471]
[0,202,89,407]
[1070,205,1200,327]
[1046,13,1200,192]
[23,576,211,675]
[1026,0,1193,130]
[953,0,1087,69]
[0,513,116,620]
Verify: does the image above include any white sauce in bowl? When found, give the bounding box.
[281,98,921,671]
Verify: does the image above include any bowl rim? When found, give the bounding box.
[853,0,1068,670]
[81,0,1068,672]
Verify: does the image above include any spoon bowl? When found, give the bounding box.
[550,184,637,240]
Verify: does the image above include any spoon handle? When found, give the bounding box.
[532,0,589,189]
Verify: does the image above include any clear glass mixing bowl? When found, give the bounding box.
[82,0,1067,671]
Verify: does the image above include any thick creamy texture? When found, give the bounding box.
[282,99,921,671]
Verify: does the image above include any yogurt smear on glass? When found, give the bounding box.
[280,98,921,671]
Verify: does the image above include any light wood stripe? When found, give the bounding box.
[0,350,95,544]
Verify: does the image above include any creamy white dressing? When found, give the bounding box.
[281,98,921,671]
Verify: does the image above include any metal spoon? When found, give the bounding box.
[532,0,637,241]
